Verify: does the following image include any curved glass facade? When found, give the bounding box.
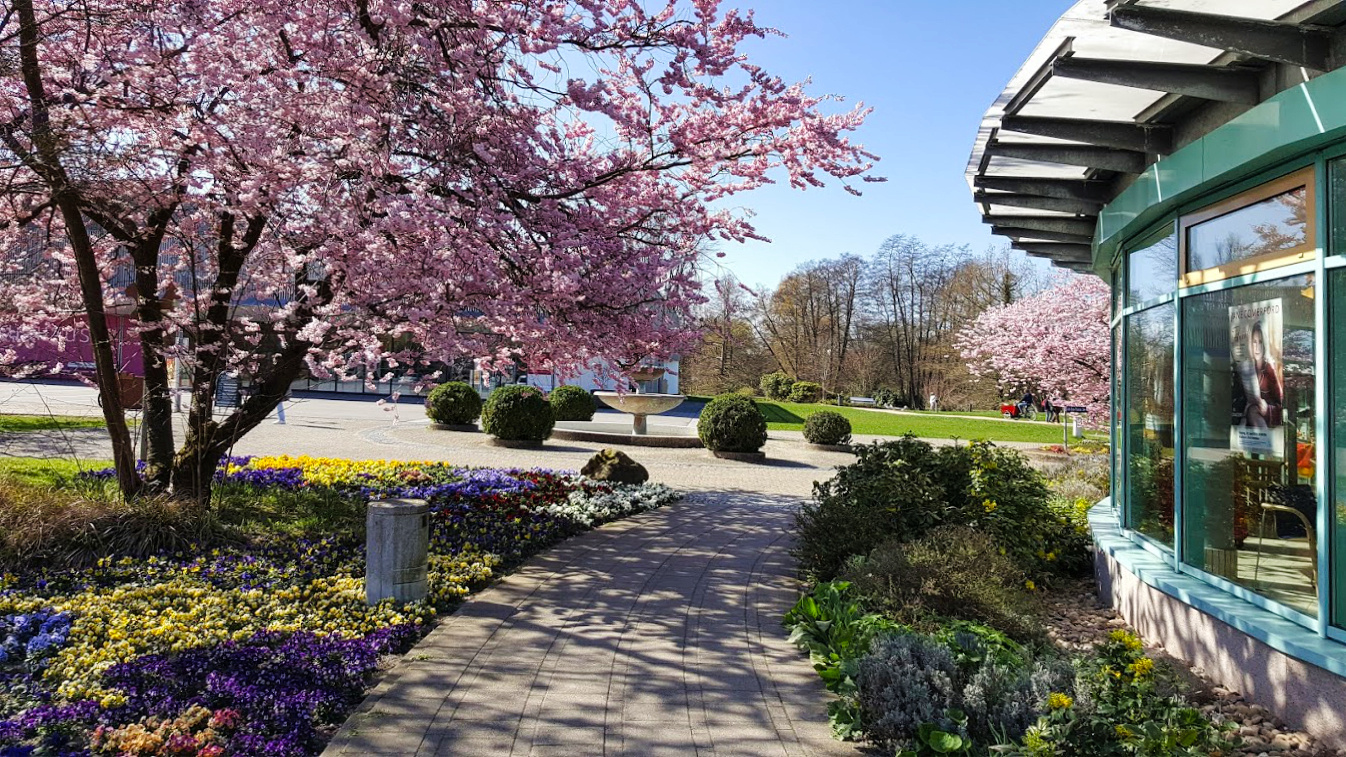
[1114,157,1342,633]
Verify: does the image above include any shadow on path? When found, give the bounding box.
[323,490,859,757]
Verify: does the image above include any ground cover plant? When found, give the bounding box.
[785,440,1234,755]
[0,456,678,755]
[754,401,1099,444]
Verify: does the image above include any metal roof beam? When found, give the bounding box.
[974,191,1101,215]
[986,141,1147,174]
[1000,115,1173,154]
[974,176,1111,202]
[1053,56,1260,103]
[992,227,1095,244]
[1012,242,1093,261]
[986,215,1096,237]
[1110,5,1332,71]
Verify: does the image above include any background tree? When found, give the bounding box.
[0,0,879,502]
[957,273,1110,423]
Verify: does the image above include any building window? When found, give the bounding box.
[1331,157,1346,256]
[1332,269,1346,628]
[1112,324,1124,508]
[1127,228,1178,306]
[1125,303,1175,547]
[1181,167,1315,286]
[1180,273,1318,618]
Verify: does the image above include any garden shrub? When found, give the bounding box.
[549,385,596,422]
[788,381,822,403]
[856,633,960,746]
[794,436,1090,583]
[480,385,554,441]
[793,436,959,581]
[697,393,767,453]
[872,388,897,408]
[840,527,1041,641]
[735,386,758,398]
[424,381,482,426]
[759,371,795,401]
[803,411,852,445]
[855,631,1073,752]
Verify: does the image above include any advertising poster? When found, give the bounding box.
[1229,298,1284,458]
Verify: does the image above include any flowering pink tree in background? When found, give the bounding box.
[957,273,1110,425]
[0,0,879,500]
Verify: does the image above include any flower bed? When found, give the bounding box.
[0,456,678,756]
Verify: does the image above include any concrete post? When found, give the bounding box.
[366,498,429,605]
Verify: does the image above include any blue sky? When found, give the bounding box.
[713,1,1073,288]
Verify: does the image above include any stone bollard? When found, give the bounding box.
[366,498,429,605]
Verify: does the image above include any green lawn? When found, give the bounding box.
[0,456,112,487]
[0,413,105,433]
[900,408,1005,418]
[756,400,1098,445]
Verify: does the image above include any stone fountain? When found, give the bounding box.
[593,367,685,435]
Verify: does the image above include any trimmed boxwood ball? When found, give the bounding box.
[804,411,851,445]
[550,385,596,422]
[788,381,822,403]
[481,385,555,441]
[424,381,483,426]
[698,393,768,453]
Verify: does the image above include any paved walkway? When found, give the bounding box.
[323,491,856,757]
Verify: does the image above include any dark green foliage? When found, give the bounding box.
[759,371,795,401]
[840,527,1041,641]
[697,393,767,452]
[788,380,823,403]
[793,436,959,581]
[872,388,898,408]
[549,385,596,422]
[793,436,1089,583]
[803,411,852,445]
[424,381,482,426]
[481,385,555,441]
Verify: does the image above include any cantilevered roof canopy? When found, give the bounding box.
[967,0,1346,271]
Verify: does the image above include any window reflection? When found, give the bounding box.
[1188,187,1308,272]
[1126,304,1175,546]
[1128,232,1177,305]
[1181,274,1318,617]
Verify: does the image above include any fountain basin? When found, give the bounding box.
[593,391,686,436]
[593,392,685,416]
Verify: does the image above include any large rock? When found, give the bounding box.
[581,449,649,485]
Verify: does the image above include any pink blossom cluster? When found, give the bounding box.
[956,273,1112,426]
[0,0,879,386]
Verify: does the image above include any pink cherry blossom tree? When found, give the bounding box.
[956,272,1111,425]
[0,0,879,501]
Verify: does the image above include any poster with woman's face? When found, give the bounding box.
[1230,298,1284,458]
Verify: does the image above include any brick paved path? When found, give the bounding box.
[323,491,858,757]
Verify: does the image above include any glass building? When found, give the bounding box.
[967,1,1346,745]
